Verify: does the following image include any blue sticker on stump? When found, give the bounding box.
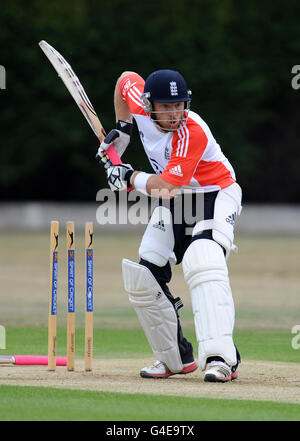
[68,250,75,313]
[51,251,58,315]
[86,249,93,312]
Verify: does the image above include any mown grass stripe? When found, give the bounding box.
[0,385,299,421]
[1,328,299,363]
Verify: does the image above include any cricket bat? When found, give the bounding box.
[39,40,122,166]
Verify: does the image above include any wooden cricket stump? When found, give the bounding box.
[48,220,94,372]
[85,222,94,372]
[48,220,59,371]
[66,221,75,371]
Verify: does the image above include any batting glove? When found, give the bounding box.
[96,120,133,169]
[106,164,134,192]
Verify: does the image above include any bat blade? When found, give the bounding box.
[39,40,122,165]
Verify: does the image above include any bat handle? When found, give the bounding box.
[106,145,122,165]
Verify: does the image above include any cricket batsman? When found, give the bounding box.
[96,69,242,382]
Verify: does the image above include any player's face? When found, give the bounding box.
[152,102,185,131]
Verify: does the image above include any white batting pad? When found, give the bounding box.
[139,205,176,267]
[192,183,242,258]
[122,259,183,372]
[182,239,236,370]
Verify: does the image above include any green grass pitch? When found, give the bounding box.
[0,328,299,421]
[0,232,299,421]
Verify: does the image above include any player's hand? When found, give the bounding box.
[96,120,133,168]
[96,146,113,169]
[106,164,134,192]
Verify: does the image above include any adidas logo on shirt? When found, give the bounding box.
[169,165,183,177]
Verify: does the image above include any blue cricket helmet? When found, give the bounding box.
[141,69,192,112]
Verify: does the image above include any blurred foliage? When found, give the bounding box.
[0,0,299,202]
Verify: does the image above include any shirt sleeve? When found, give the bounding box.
[160,121,208,186]
[118,72,146,116]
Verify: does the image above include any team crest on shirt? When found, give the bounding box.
[164,145,171,160]
[139,130,144,143]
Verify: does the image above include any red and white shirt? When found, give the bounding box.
[119,73,236,192]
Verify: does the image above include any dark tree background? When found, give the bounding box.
[0,0,299,202]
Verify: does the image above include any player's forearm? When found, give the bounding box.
[131,172,180,199]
